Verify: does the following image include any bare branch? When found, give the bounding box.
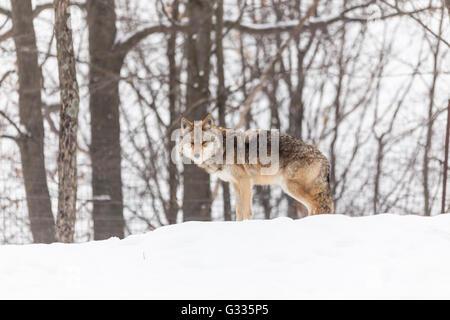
[380,0,450,48]
[0,134,17,141]
[225,2,438,35]
[113,24,174,58]
[236,0,320,129]
[0,70,14,85]
[0,28,12,43]
[0,7,11,17]
[33,2,85,17]
[0,3,85,43]
[0,110,24,136]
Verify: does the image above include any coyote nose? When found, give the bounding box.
[194,153,200,159]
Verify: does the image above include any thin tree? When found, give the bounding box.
[182,0,214,221]
[167,0,180,224]
[443,99,450,214]
[10,0,55,243]
[54,0,80,242]
[423,6,445,216]
[86,0,125,239]
[85,0,170,238]
[215,0,232,221]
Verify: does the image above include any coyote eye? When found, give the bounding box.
[202,141,208,146]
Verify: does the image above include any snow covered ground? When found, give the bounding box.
[1,214,450,299]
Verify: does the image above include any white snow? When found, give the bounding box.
[91,195,111,201]
[238,20,300,31]
[1,214,450,299]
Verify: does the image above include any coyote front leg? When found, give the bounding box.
[237,179,253,220]
[231,183,243,221]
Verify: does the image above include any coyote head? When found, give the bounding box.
[178,114,223,164]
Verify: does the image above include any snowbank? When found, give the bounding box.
[1,214,450,299]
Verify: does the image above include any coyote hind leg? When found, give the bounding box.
[307,181,334,215]
[283,179,334,215]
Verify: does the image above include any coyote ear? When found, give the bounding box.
[181,117,193,134]
[202,114,215,130]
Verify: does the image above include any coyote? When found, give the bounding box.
[178,114,334,220]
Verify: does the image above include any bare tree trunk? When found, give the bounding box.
[373,136,384,214]
[287,0,309,219]
[253,1,273,220]
[423,7,444,216]
[54,0,79,242]
[423,108,433,216]
[86,0,125,238]
[329,13,346,212]
[182,0,213,221]
[215,0,231,221]
[238,0,252,130]
[10,0,55,243]
[443,99,450,213]
[167,0,180,224]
